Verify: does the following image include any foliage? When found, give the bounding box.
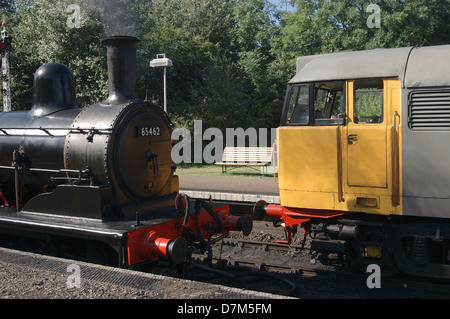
[142,0,280,131]
[354,90,384,123]
[1,0,449,129]
[273,0,450,61]
[1,0,16,13]
[232,0,286,126]
[8,0,107,109]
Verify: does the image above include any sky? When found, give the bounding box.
[269,0,295,12]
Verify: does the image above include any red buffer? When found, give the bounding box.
[127,195,252,266]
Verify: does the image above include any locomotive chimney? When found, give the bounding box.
[102,36,140,105]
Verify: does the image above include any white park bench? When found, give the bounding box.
[215,147,273,174]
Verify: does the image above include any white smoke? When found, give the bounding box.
[78,0,139,37]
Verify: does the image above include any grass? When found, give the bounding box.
[175,164,274,179]
[31,279,43,286]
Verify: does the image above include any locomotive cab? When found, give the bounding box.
[278,77,402,215]
[260,45,450,278]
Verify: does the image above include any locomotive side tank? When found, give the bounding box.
[256,44,450,278]
[0,36,252,268]
[0,62,80,203]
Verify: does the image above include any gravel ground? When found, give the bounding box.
[0,247,285,299]
[0,262,159,299]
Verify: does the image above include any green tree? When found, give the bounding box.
[270,0,450,105]
[273,0,450,60]
[147,0,235,51]
[0,0,16,13]
[8,0,107,110]
[375,0,450,47]
[4,0,449,132]
[231,0,286,125]
[142,0,273,130]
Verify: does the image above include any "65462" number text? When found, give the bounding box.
[141,127,161,136]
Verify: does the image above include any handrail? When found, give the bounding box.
[392,111,399,206]
[337,113,345,202]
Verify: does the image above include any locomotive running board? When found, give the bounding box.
[0,208,127,266]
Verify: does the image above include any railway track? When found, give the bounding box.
[206,238,320,274]
[185,236,343,296]
[186,234,450,298]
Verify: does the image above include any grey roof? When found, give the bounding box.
[289,44,450,88]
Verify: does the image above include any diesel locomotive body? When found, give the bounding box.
[0,36,251,268]
[256,44,450,278]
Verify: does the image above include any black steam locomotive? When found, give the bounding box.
[0,36,251,267]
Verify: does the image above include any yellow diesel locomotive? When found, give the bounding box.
[256,44,450,278]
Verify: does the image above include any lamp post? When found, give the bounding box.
[150,54,173,113]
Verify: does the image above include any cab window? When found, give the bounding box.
[354,79,384,124]
[285,84,310,124]
[283,81,345,126]
[313,81,345,126]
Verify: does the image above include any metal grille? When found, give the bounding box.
[409,89,450,130]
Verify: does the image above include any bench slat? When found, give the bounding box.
[216,147,273,165]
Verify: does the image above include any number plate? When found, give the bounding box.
[139,127,161,137]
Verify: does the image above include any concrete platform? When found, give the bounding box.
[0,247,287,299]
[178,175,280,204]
